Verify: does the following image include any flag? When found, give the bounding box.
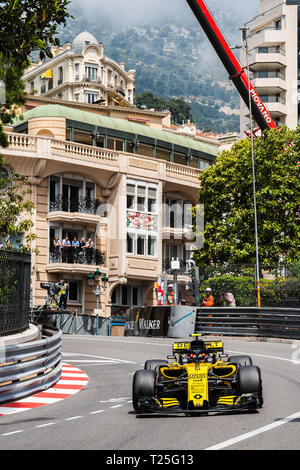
[41,69,53,79]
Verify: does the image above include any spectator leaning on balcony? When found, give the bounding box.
[79,237,86,261]
[53,236,61,261]
[85,238,94,264]
[72,236,80,262]
[201,288,215,307]
[62,236,71,262]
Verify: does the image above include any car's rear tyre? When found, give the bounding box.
[229,355,253,366]
[237,365,263,407]
[132,369,156,412]
[144,359,168,370]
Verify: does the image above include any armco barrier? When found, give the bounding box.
[125,306,300,340]
[195,307,300,340]
[0,325,62,405]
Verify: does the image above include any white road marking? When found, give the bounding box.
[20,397,61,404]
[63,352,136,364]
[90,410,105,414]
[2,430,23,436]
[35,423,55,428]
[227,349,300,365]
[48,388,81,395]
[0,408,29,415]
[110,404,123,409]
[57,379,88,385]
[206,411,300,450]
[99,397,131,403]
[65,416,82,421]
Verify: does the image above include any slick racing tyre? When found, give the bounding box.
[228,355,253,366]
[237,365,263,407]
[144,359,169,370]
[132,369,156,412]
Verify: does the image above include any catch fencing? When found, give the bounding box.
[0,325,61,405]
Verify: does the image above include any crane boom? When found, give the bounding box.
[186,0,278,132]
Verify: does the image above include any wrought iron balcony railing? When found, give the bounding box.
[49,247,106,266]
[49,195,100,214]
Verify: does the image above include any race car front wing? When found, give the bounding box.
[134,393,261,415]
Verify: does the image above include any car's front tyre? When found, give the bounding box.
[132,369,156,412]
[237,365,263,407]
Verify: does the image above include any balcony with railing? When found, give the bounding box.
[4,132,202,187]
[248,27,285,48]
[251,69,287,93]
[48,195,101,224]
[47,246,106,273]
[82,75,102,84]
[248,46,286,70]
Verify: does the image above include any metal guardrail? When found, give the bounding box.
[0,325,62,405]
[195,307,300,340]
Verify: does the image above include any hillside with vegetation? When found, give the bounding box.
[57,4,244,133]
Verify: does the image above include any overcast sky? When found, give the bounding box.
[70,0,260,26]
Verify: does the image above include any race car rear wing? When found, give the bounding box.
[173,340,224,354]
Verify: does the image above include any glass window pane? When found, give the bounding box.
[127,184,135,195]
[127,233,134,253]
[127,195,135,209]
[148,198,156,212]
[137,186,146,197]
[122,286,128,305]
[148,236,156,256]
[137,235,145,255]
[137,197,145,211]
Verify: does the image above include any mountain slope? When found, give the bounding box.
[58,4,244,133]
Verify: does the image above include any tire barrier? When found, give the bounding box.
[0,325,62,405]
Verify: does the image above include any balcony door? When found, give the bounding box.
[62,182,81,212]
[49,175,96,214]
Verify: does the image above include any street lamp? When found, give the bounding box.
[88,269,109,311]
[240,27,261,308]
[232,30,261,307]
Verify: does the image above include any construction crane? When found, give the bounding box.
[186,0,278,134]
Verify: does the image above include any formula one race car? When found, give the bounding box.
[132,335,263,415]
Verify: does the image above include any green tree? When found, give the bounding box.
[0,167,35,251]
[0,0,72,152]
[193,127,300,268]
[135,92,194,125]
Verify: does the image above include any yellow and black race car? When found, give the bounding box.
[132,335,263,415]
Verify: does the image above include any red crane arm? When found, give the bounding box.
[186,0,278,132]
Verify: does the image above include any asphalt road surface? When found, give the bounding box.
[0,334,300,452]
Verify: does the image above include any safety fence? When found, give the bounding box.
[124,306,300,340]
[0,250,31,336]
[0,325,62,405]
[194,307,300,340]
[30,310,126,336]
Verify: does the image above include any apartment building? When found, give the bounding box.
[240,0,300,133]
[23,31,136,107]
[2,102,219,316]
